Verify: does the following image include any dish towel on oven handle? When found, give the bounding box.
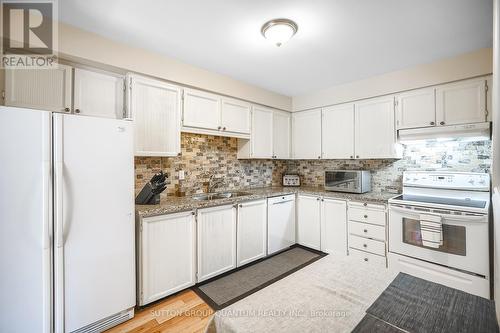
[419,214,443,248]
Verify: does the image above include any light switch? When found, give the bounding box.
[178,170,185,180]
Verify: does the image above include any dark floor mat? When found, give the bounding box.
[193,246,325,310]
[366,273,498,333]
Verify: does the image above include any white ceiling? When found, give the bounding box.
[59,0,493,97]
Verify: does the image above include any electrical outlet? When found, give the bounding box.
[178,170,185,180]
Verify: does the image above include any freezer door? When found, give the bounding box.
[53,114,135,333]
[0,107,52,333]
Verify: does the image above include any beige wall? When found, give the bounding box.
[492,0,499,318]
[292,48,493,111]
[57,23,292,111]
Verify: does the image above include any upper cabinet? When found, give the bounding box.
[182,88,251,138]
[396,77,488,130]
[128,75,181,157]
[73,68,125,119]
[436,78,487,126]
[237,106,290,159]
[183,89,221,131]
[355,96,399,159]
[4,64,125,119]
[322,103,355,159]
[272,110,291,159]
[396,88,436,130]
[251,106,274,158]
[220,97,251,134]
[292,109,322,159]
[4,64,72,112]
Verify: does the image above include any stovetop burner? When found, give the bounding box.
[392,194,487,209]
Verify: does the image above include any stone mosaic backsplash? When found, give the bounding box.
[135,133,287,197]
[285,138,492,193]
[135,135,491,196]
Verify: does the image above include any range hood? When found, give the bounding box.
[398,122,491,143]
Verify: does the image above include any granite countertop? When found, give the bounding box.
[136,186,399,218]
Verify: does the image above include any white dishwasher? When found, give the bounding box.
[267,194,296,255]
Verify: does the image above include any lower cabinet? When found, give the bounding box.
[297,195,321,250]
[320,198,348,255]
[197,205,237,282]
[297,195,348,254]
[137,211,196,306]
[237,199,267,266]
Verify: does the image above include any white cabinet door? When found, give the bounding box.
[322,104,355,159]
[321,198,347,255]
[251,106,274,158]
[355,96,398,159]
[197,205,237,282]
[267,195,296,255]
[221,97,251,134]
[396,88,436,129]
[273,110,291,159]
[237,199,267,266]
[436,78,487,126]
[297,195,321,250]
[139,212,196,306]
[129,75,181,157]
[292,109,322,159]
[73,68,124,119]
[4,64,72,112]
[183,89,221,131]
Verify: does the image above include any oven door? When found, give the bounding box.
[324,171,360,192]
[389,204,489,277]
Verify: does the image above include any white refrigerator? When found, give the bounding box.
[0,106,136,333]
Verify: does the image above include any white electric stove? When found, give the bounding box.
[388,171,491,298]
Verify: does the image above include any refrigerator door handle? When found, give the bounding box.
[42,161,51,249]
[55,161,64,248]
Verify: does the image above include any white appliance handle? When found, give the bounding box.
[390,205,487,223]
[272,199,295,205]
[42,161,51,249]
[55,161,64,248]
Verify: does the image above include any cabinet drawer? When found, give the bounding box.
[349,235,385,256]
[348,207,386,226]
[348,221,385,241]
[348,248,386,268]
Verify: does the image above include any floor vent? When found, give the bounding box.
[71,308,134,333]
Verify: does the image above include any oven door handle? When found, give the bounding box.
[390,205,488,223]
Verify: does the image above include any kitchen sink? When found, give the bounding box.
[192,191,251,201]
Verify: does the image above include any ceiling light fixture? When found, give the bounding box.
[261,18,298,47]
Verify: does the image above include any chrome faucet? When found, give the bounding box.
[207,174,226,193]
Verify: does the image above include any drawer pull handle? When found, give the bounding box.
[363,244,367,248]
[363,229,368,233]
[364,258,368,262]
[363,203,368,207]
[364,215,368,218]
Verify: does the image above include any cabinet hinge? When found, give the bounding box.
[129,77,133,90]
[1,90,5,100]
[485,81,489,118]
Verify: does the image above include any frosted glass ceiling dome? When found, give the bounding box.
[261,18,298,47]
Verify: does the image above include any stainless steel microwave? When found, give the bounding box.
[324,170,371,193]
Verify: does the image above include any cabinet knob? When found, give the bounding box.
[317,197,320,201]
[239,204,242,208]
[223,127,226,131]
[218,126,222,130]
[63,107,70,112]
[364,258,368,262]
[440,121,445,125]
[430,121,435,125]
[75,109,81,114]
[356,155,360,158]
[350,155,354,159]
[363,244,367,248]
[318,156,321,159]
[364,215,368,218]
[363,203,368,207]
[363,229,368,233]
